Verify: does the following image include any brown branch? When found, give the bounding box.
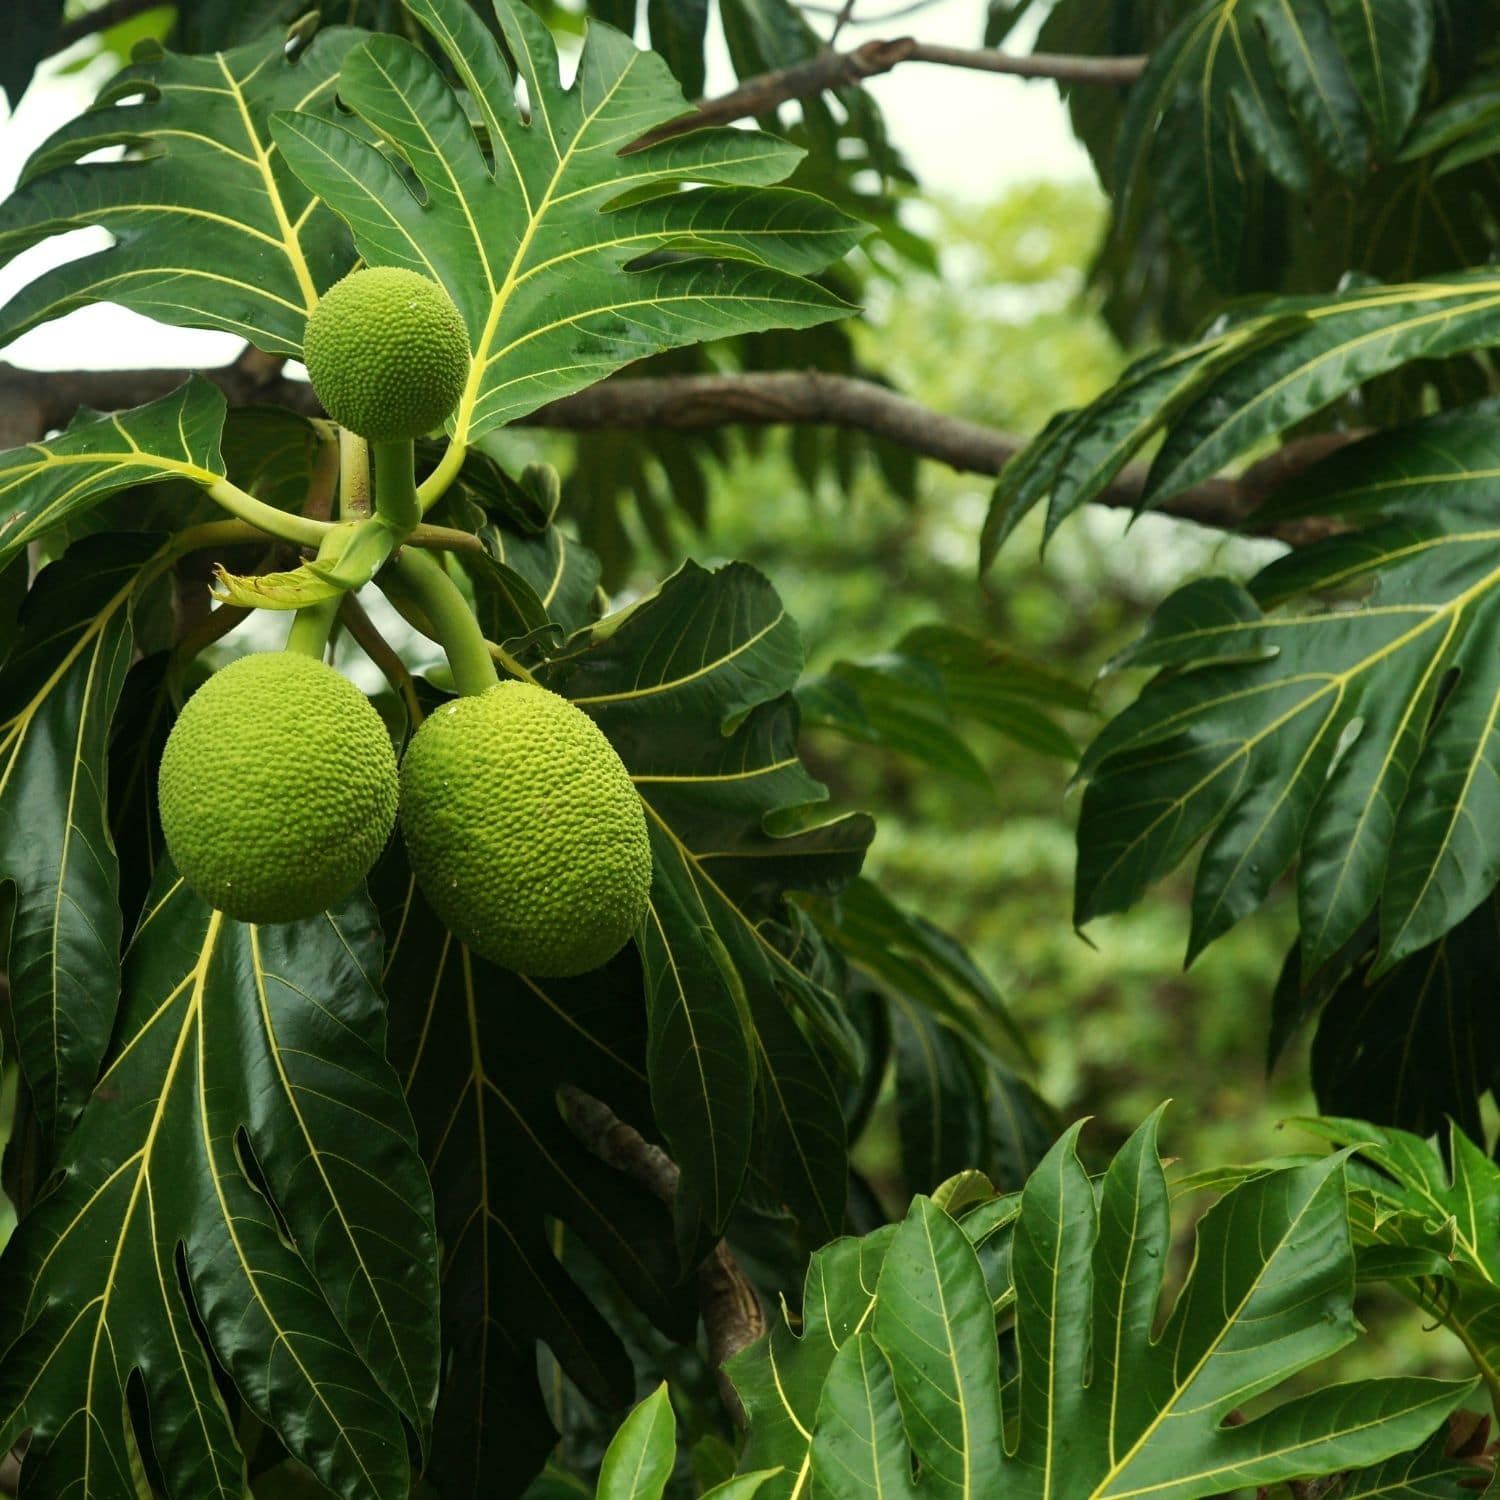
[337,593,423,728]
[0,362,1343,543]
[520,371,1343,545]
[559,1084,766,1427]
[633,35,1144,148]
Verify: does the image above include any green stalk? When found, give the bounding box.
[384,548,498,697]
[204,478,331,547]
[373,438,420,536]
[284,530,348,661]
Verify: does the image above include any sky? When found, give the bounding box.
[0,0,1093,373]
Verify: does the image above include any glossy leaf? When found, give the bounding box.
[378,853,693,1498]
[1271,896,1500,1141]
[546,560,873,1242]
[1327,0,1433,154]
[0,871,440,1500]
[0,379,227,571]
[599,1383,778,1500]
[734,1111,1475,1499]
[1072,424,1500,975]
[983,271,1500,559]
[0,28,364,354]
[0,536,159,1153]
[1333,1424,1491,1497]
[273,0,862,445]
[1301,1115,1500,1412]
[596,1384,675,1500]
[0,0,63,110]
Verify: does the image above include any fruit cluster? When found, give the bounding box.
[159,652,651,976]
[158,267,652,976]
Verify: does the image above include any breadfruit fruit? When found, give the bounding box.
[303,266,469,441]
[399,682,652,976]
[158,652,399,923]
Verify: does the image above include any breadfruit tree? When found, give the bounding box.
[0,1,1497,1497]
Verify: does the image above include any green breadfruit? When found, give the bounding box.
[158,652,399,923]
[302,266,469,441]
[399,681,652,977]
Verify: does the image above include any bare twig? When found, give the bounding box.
[633,34,1143,148]
[559,1084,766,1427]
[0,361,1347,543]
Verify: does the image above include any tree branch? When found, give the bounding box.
[520,371,1344,545]
[632,35,1144,148]
[0,361,1344,544]
[559,1084,765,1427]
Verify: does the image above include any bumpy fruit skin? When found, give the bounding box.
[399,682,652,977]
[303,267,469,441]
[158,652,399,923]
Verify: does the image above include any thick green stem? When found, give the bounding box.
[284,531,347,660]
[204,477,332,546]
[383,548,498,696]
[373,438,420,535]
[284,595,338,659]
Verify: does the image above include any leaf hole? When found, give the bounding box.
[233,1126,296,1251]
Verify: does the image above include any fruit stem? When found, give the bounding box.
[385,548,499,696]
[340,430,371,520]
[284,530,348,661]
[373,438,420,536]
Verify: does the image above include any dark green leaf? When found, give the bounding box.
[647,0,710,98]
[805,878,1054,1194]
[0,872,440,1500]
[1113,0,1308,286]
[1,1,63,110]
[378,851,692,1498]
[0,28,364,354]
[1074,480,1500,975]
[0,535,163,1152]
[1276,896,1500,1142]
[547,560,871,1242]
[799,624,1085,776]
[1327,0,1433,154]
[0,380,227,571]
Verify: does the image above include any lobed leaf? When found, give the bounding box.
[378,852,692,1498]
[1300,1115,1500,1412]
[546,559,873,1243]
[983,271,1500,557]
[0,28,365,354]
[0,872,440,1500]
[272,0,862,447]
[1110,0,1430,285]
[734,1111,1476,1499]
[0,379,227,572]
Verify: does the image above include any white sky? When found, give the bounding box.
[0,0,1091,372]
